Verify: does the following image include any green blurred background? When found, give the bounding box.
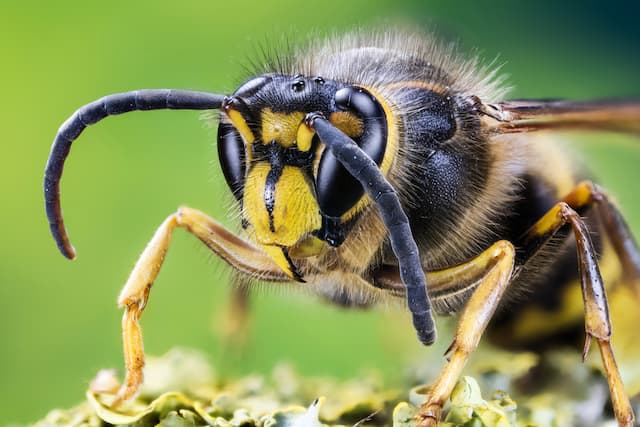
[2,0,639,424]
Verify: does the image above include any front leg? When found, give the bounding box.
[112,206,288,405]
[415,241,516,427]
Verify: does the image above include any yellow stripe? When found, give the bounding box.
[260,109,304,147]
[509,238,622,341]
[227,109,255,144]
[296,122,315,152]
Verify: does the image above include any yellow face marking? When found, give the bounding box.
[297,112,363,156]
[261,109,305,147]
[243,163,321,277]
[226,109,255,145]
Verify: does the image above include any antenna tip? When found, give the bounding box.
[59,243,77,260]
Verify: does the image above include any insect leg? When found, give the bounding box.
[217,271,252,352]
[565,181,640,295]
[416,240,516,427]
[112,206,287,405]
[517,199,634,427]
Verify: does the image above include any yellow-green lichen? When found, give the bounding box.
[32,347,634,427]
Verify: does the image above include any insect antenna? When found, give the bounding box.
[304,113,437,346]
[44,89,225,260]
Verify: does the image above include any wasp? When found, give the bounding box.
[45,30,640,426]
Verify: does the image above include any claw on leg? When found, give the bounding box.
[417,348,470,426]
[415,404,441,427]
[414,241,516,425]
[105,207,287,407]
[111,215,174,405]
[113,303,146,405]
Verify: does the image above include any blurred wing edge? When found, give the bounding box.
[478,98,640,135]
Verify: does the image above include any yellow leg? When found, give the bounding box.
[566,181,640,296]
[369,181,637,426]
[520,200,634,426]
[416,240,516,427]
[216,271,252,352]
[110,206,288,405]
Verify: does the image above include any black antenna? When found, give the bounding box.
[45,91,435,346]
[44,89,225,259]
[305,113,436,346]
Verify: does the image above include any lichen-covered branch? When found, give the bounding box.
[31,346,637,427]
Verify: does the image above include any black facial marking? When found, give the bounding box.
[261,141,285,233]
[218,75,382,248]
[253,140,317,233]
[240,74,343,116]
[281,246,305,282]
[252,140,315,168]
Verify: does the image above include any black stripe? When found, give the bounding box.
[45,89,225,259]
[263,141,284,233]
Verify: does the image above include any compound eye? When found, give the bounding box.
[316,86,388,218]
[217,122,246,201]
